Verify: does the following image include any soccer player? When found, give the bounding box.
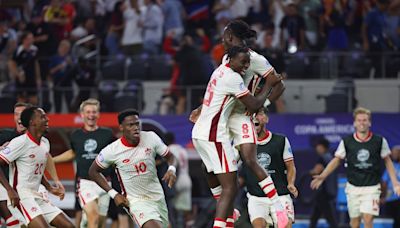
[311,107,400,228]
[53,98,114,228]
[0,102,64,227]
[239,108,297,228]
[192,46,282,228]
[0,106,74,227]
[88,109,177,228]
[190,20,287,228]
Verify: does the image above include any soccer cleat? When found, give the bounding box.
[275,209,289,228]
[233,208,241,222]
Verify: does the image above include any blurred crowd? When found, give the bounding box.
[0,0,399,113]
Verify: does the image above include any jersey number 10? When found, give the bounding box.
[134,162,147,174]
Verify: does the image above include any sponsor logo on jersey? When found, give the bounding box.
[1,147,11,154]
[145,148,152,155]
[31,207,38,212]
[29,154,35,158]
[139,212,144,219]
[84,139,98,153]
[357,149,370,162]
[123,159,130,163]
[257,152,271,170]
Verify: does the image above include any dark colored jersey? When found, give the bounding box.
[0,128,23,179]
[240,132,294,197]
[335,133,391,186]
[70,127,114,179]
[13,45,38,87]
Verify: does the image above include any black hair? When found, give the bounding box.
[226,46,249,59]
[316,138,330,149]
[226,19,257,41]
[164,132,175,145]
[118,109,140,124]
[20,106,39,128]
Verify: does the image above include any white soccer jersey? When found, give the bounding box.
[192,64,250,142]
[95,131,170,201]
[0,133,49,193]
[222,49,274,114]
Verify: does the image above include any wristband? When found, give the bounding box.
[263,98,271,107]
[167,165,176,174]
[108,189,118,199]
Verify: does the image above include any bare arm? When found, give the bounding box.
[0,159,19,207]
[285,160,298,198]
[362,22,369,51]
[383,156,400,195]
[309,163,324,176]
[162,152,177,188]
[53,149,76,163]
[310,156,342,189]
[7,60,19,80]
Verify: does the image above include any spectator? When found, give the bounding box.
[382,145,400,228]
[141,0,164,55]
[43,0,69,42]
[161,0,185,40]
[70,57,96,112]
[280,3,306,53]
[105,1,124,57]
[165,132,192,228]
[298,0,321,48]
[8,32,41,105]
[121,0,143,56]
[0,21,17,81]
[49,39,73,113]
[309,138,338,228]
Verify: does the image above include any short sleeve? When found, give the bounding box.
[283,137,294,162]
[150,132,170,157]
[380,138,391,158]
[334,140,346,159]
[225,72,249,98]
[95,146,113,169]
[251,53,274,78]
[0,137,25,164]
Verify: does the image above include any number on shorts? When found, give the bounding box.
[134,162,147,174]
[34,163,44,175]
[242,124,250,138]
[203,79,217,106]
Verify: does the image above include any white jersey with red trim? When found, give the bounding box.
[0,133,49,194]
[192,64,250,142]
[95,131,169,201]
[222,49,274,114]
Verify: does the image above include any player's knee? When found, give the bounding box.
[350,218,360,228]
[62,220,75,228]
[252,218,267,228]
[221,184,237,199]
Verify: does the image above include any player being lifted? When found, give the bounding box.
[311,107,400,228]
[191,20,287,228]
[0,103,64,227]
[89,109,177,228]
[239,108,297,228]
[53,98,114,228]
[0,106,73,227]
[192,46,284,228]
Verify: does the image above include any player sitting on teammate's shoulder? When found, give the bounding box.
[239,108,297,228]
[89,109,177,228]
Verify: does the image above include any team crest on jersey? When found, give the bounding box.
[29,154,35,158]
[139,212,144,219]
[357,149,370,162]
[257,153,271,170]
[84,139,98,153]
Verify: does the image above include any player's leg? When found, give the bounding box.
[361,213,374,228]
[247,194,270,228]
[49,213,74,228]
[27,215,50,228]
[82,200,101,228]
[142,219,163,228]
[346,184,361,228]
[359,190,380,228]
[0,200,21,227]
[350,217,361,228]
[215,171,237,222]
[97,193,111,228]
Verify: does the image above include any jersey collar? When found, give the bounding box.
[353,131,373,143]
[257,130,272,145]
[26,131,40,146]
[121,136,139,148]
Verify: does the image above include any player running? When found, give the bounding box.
[240,108,297,228]
[53,98,114,228]
[311,107,400,228]
[89,109,177,228]
[0,106,73,227]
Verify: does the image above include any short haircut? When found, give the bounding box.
[14,102,31,109]
[20,106,39,128]
[316,138,330,149]
[118,109,140,124]
[80,98,100,113]
[226,46,249,59]
[353,107,371,121]
[226,19,257,41]
[164,132,175,145]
